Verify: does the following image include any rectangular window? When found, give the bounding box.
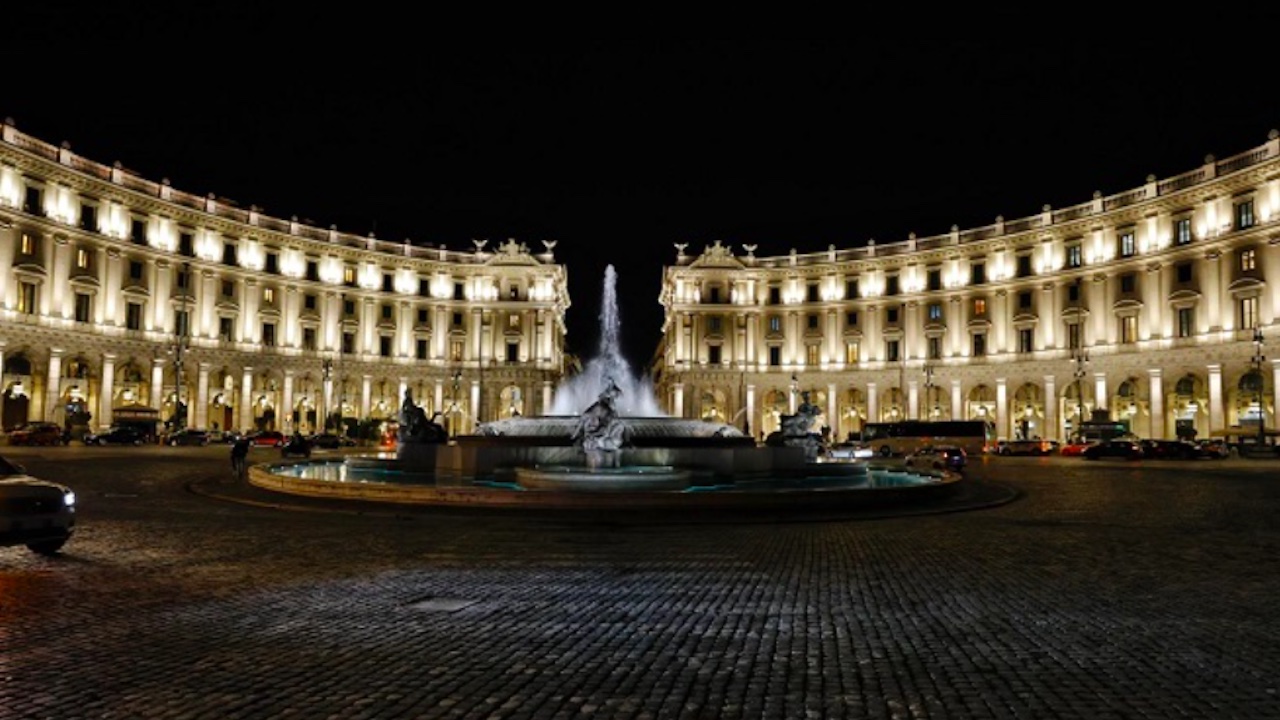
[806,314,819,330]
[262,323,277,347]
[453,282,465,300]
[886,339,900,362]
[1018,291,1032,310]
[1119,230,1136,257]
[382,274,393,292]
[846,311,858,326]
[769,286,781,304]
[709,286,721,304]
[1120,316,1137,344]
[886,307,899,323]
[886,275,900,296]
[708,345,722,365]
[342,332,356,354]
[126,302,143,330]
[928,336,941,360]
[80,204,97,232]
[74,292,92,323]
[343,299,357,316]
[176,268,190,290]
[302,327,317,351]
[507,342,520,362]
[175,310,190,337]
[17,282,37,315]
[76,247,90,269]
[450,340,464,361]
[973,298,986,315]
[263,287,275,304]
[1240,248,1257,271]
[769,316,782,333]
[222,279,234,297]
[928,303,942,320]
[1240,296,1259,330]
[927,269,942,291]
[768,346,781,366]
[20,233,36,255]
[416,308,430,325]
[129,260,144,280]
[1018,328,1033,354]
[509,284,519,300]
[971,262,986,285]
[416,339,429,360]
[1067,283,1081,303]
[452,312,464,327]
[343,266,357,286]
[508,314,521,329]
[972,333,986,357]
[807,284,819,302]
[1067,323,1081,350]
[1175,217,1192,245]
[130,218,146,244]
[1176,263,1193,283]
[24,186,42,215]
[1066,244,1082,268]
[1235,199,1255,230]
[1016,255,1032,278]
[708,315,723,333]
[179,232,194,257]
[419,279,431,297]
[306,260,320,282]
[222,243,237,266]
[846,341,860,364]
[302,294,315,311]
[1177,308,1193,338]
[219,317,234,341]
[381,304,393,320]
[806,344,819,366]
[379,336,392,357]
[1120,274,1135,293]
[846,279,859,299]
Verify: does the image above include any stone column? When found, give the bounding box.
[361,374,372,420]
[1272,359,1280,433]
[867,381,878,422]
[951,379,962,420]
[99,353,115,429]
[746,383,756,439]
[282,370,294,432]
[827,382,837,430]
[542,379,553,415]
[45,349,64,423]
[150,357,165,410]
[469,379,480,433]
[1094,372,1108,412]
[1207,364,1224,433]
[1148,369,1164,440]
[196,363,210,430]
[240,367,254,432]
[995,377,1009,440]
[907,379,919,420]
[1043,375,1057,441]
[674,382,685,417]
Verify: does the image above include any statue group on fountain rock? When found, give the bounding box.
[765,390,826,461]
[399,388,448,444]
[571,376,631,467]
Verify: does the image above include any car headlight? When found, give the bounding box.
[853,448,874,458]
[63,490,76,508]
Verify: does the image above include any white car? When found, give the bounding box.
[0,456,76,555]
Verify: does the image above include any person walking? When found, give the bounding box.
[230,435,251,481]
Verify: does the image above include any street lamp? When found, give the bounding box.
[320,357,333,432]
[1072,346,1090,440]
[1252,327,1266,447]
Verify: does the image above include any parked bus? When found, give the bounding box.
[860,420,996,458]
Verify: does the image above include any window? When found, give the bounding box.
[509,284,519,300]
[1119,230,1136,257]
[927,269,942,291]
[806,314,819,330]
[1120,274,1135,293]
[80,204,97,232]
[508,314,521,329]
[129,261,144,280]
[344,299,356,316]
[972,333,986,357]
[806,344,819,365]
[1018,291,1032,310]
[846,341,860,364]
[126,302,143,330]
[304,294,317,310]
[222,279,235,297]
[382,274,393,292]
[262,323,277,347]
[886,275,900,296]
[20,233,36,255]
[708,315,723,333]
[928,303,942,321]
[450,340,464,362]
[342,332,356,354]
[1240,296,1260,330]
[179,233,194,257]
[381,304,393,320]
[416,339,429,360]
[24,186,42,215]
[1240,248,1257,271]
[507,342,520,362]
[343,266,357,286]
[306,261,320,282]
[1175,217,1192,245]
[303,327,317,351]
[419,279,431,297]
[1016,255,1032,278]
[379,336,392,357]
[1067,283,1080,303]
[1018,328,1033,354]
[971,262,986,285]
[1066,244,1082,268]
[708,286,721,304]
[928,336,941,360]
[222,243,237,266]
[768,346,781,366]
[76,247,90,269]
[263,287,275,304]
[261,252,277,274]
[768,316,782,333]
[769,286,781,304]
[176,268,190,290]
[453,312,464,327]
[846,311,860,327]
[17,282,37,315]
[175,310,190,337]
[846,279,859,299]
[1176,263,1193,283]
[219,317,234,341]
[1067,323,1081,350]
[130,218,146,244]
[453,282,465,300]
[886,340,900,362]
[74,293,92,323]
[1177,308,1193,338]
[708,345,722,364]
[886,307,899,323]
[973,298,986,315]
[1120,316,1137,344]
[1235,199,1255,230]
[807,284,819,302]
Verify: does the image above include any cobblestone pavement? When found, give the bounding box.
[1,445,1278,719]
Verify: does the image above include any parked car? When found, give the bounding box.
[997,439,1056,456]
[280,434,312,458]
[1197,438,1230,459]
[8,422,68,446]
[247,431,286,448]
[1059,439,1097,456]
[84,426,147,446]
[166,428,210,446]
[1139,439,1202,460]
[1082,439,1144,460]
[307,432,354,450]
[828,442,873,460]
[904,445,967,471]
[0,455,75,555]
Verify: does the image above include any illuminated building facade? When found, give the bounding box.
[658,131,1280,444]
[0,120,570,437]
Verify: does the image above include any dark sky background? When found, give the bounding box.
[6,14,1280,371]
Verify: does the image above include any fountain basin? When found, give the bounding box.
[515,464,693,492]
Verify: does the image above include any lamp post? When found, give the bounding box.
[922,362,935,421]
[1072,346,1090,440]
[320,357,333,432]
[1252,327,1266,448]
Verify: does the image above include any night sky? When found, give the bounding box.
[6,14,1280,371]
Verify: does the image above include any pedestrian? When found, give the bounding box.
[230,435,251,481]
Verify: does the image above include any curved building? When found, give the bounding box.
[0,120,570,438]
[657,131,1280,445]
